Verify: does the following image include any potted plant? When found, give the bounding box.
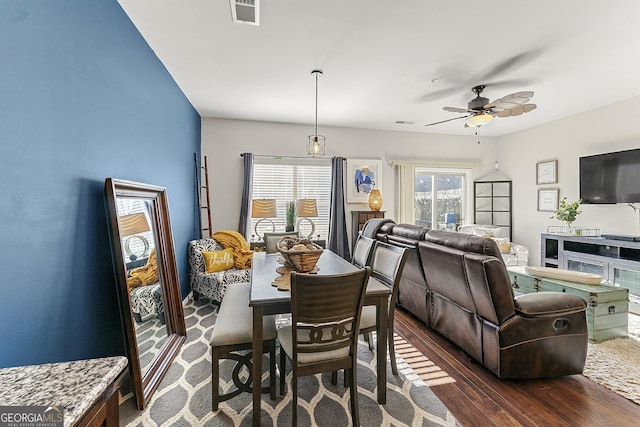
[285,201,295,232]
[550,197,582,234]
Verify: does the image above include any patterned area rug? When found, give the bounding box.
[120,299,460,426]
[583,314,640,405]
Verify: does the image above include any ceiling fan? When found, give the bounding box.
[425,85,537,128]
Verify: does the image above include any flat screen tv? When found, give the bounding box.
[580,148,640,204]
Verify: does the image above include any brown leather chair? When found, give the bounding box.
[277,267,371,426]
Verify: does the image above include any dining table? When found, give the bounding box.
[249,249,391,426]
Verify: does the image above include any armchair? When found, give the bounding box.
[188,238,251,304]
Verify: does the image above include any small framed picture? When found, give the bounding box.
[538,188,560,212]
[536,160,558,184]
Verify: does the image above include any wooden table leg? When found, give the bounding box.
[252,306,263,426]
[376,295,388,404]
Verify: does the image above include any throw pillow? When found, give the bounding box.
[494,237,512,254]
[202,248,235,273]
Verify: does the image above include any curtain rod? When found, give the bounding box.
[240,153,344,160]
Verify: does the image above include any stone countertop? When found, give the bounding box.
[0,356,128,427]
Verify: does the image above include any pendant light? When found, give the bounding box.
[307,69,325,157]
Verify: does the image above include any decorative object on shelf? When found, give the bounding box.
[119,212,151,261]
[285,201,296,232]
[295,198,317,238]
[251,198,277,238]
[537,188,559,212]
[276,236,324,272]
[550,197,582,233]
[536,159,558,184]
[306,69,325,157]
[547,226,600,236]
[368,188,383,211]
[346,158,383,203]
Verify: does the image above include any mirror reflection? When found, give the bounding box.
[116,198,169,375]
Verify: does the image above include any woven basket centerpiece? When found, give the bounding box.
[276,236,324,272]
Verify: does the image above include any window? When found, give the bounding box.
[252,159,331,240]
[407,167,471,229]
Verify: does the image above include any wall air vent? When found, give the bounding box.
[230,0,259,26]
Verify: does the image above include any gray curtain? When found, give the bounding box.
[328,156,350,260]
[238,153,254,239]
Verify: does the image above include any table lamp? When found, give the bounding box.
[252,199,277,239]
[119,212,151,261]
[296,198,318,239]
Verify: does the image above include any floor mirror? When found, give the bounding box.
[104,178,186,409]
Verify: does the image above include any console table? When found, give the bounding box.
[508,266,628,343]
[541,233,640,312]
[0,356,127,427]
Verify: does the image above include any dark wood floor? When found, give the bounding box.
[393,307,640,427]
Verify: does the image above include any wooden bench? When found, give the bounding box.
[210,282,277,410]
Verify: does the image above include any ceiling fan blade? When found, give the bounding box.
[495,103,537,118]
[417,86,461,102]
[471,49,542,83]
[485,91,534,109]
[424,115,471,127]
[443,106,471,113]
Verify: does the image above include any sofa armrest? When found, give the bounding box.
[514,292,586,317]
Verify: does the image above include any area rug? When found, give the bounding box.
[120,299,460,426]
[583,314,640,405]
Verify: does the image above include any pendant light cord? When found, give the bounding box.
[314,72,318,137]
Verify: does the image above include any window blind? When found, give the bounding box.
[252,160,331,240]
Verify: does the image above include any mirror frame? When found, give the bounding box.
[105,178,186,409]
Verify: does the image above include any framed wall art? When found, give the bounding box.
[538,188,560,212]
[536,160,558,184]
[346,159,382,203]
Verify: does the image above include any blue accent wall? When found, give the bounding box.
[0,1,201,368]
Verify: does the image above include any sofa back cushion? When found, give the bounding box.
[418,241,476,312]
[463,253,516,325]
[425,229,503,260]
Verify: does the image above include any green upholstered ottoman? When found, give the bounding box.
[507,266,629,343]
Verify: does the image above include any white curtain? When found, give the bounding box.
[396,164,415,224]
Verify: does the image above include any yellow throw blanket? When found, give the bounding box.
[212,230,253,269]
[127,249,159,289]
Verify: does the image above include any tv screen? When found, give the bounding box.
[580,148,640,204]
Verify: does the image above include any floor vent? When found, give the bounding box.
[230,0,259,26]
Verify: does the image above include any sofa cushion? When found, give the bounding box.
[425,229,503,259]
[389,224,428,241]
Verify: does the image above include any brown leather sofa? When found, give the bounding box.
[370,222,589,378]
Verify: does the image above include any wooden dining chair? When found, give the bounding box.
[263,231,299,254]
[351,234,375,268]
[358,241,408,375]
[277,267,371,426]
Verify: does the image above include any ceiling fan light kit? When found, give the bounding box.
[307,69,326,157]
[465,113,493,128]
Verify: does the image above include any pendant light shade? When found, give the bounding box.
[307,70,325,157]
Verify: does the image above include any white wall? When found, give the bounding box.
[201,118,498,245]
[497,95,640,265]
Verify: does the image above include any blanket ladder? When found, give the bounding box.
[195,153,213,238]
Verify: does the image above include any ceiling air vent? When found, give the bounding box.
[230,0,259,26]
